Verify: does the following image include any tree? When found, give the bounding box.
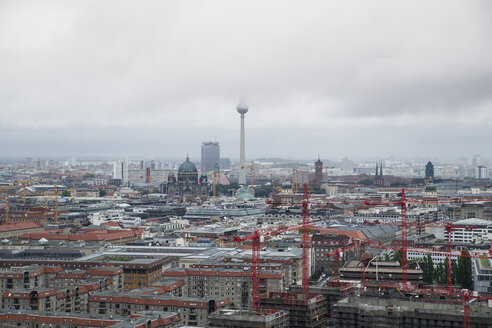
[457,249,473,289]
[384,254,390,262]
[392,250,402,265]
[310,270,322,281]
[215,183,240,196]
[390,182,408,187]
[254,185,274,198]
[358,179,374,186]
[451,259,459,285]
[424,254,434,283]
[61,190,71,197]
[99,189,107,197]
[434,261,446,284]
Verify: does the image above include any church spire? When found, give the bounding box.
[380,163,383,176]
[376,162,379,176]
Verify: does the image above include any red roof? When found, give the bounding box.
[0,313,180,327]
[162,269,284,279]
[100,222,120,227]
[147,280,185,294]
[0,221,43,232]
[19,228,143,242]
[90,295,229,309]
[86,267,123,276]
[315,227,367,240]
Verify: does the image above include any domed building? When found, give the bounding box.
[162,155,209,202]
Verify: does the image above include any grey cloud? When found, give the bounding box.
[0,0,491,158]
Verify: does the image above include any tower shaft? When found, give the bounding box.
[239,114,246,185]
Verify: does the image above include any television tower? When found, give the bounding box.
[237,101,248,186]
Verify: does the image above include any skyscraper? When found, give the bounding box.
[237,101,248,186]
[122,159,129,187]
[425,161,434,180]
[201,141,220,172]
[114,159,129,187]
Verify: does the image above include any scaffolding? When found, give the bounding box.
[260,291,327,328]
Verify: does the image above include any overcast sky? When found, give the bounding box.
[1,0,492,161]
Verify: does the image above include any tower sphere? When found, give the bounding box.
[236,101,249,115]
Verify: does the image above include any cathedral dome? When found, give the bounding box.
[178,155,197,173]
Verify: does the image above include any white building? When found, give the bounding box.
[407,248,461,265]
[472,257,492,297]
[448,218,492,243]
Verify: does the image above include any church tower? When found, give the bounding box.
[375,162,384,187]
[314,155,323,186]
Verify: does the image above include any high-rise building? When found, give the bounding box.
[122,160,129,187]
[425,161,434,180]
[201,141,220,172]
[237,101,248,186]
[113,160,129,186]
[477,165,488,179]
[113,161,121,179]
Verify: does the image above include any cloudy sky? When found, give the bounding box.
[1,0,492,161]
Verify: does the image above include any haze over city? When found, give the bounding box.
[1,0,492,159]
[3,2,492,327]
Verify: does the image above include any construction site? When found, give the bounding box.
[2,161,492,327]
[225,186,492,328]
[260,292,327,328]
[208,309,289,328]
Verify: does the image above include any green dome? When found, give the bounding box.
[237,192,254,199]
[281,181,292,188]
[178,155,197,173]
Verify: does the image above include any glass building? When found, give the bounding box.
[201,141,220,172]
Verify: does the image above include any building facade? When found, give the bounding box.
[374,162,384,187]
[425,161,434,180]
[201,142,220,173]
[314,157,323,186]
[161,156,209,202]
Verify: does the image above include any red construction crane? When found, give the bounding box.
[364,279,492,328]
[266,183,313,297]
[233,219,315,312]
[300,184,310,296]
[325,240,362,283]
[463,289,471,328]
[364,188,412,290]
[368,238,492,295]
[364,219,479,292]
[362,190,489,291]
[360,240,367,291]
[442,222,476,291]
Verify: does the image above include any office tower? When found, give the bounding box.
[201,142,220,172]
[425,161,434,180]
[477,166,487,179]
[122,160,129,187]
[113,161,121,179]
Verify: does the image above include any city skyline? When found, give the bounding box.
[1,1,492,159]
